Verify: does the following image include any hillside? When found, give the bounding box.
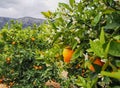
[0,17,45,29]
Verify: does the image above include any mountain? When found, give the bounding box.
[0,17,45,29]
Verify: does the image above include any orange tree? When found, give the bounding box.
[0,0,120,88]
[41,0,120,87]
[0,22,54,87]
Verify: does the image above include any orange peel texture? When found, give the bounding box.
[63,47,74,63]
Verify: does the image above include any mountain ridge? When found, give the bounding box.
[0,16,45,29]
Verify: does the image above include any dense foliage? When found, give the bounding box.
[0,0,120,88]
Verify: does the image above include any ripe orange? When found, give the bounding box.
[33,65,42,70]
[38,66,42,70]
[63,46,74,63]
[93,58,104,66]
[33,65,39,70]
[31,37,35,41]
[89,64,95,72]
[89,58,104,72]
[6,57,11,64]
[12,41,16,45]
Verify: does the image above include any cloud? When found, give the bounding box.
[0,0,69,18]
[0,0,20,8]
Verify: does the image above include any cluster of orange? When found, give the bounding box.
[11,37,35,45]
[33,65,42,70]
[89,58,104,72]
[62,46,104,72]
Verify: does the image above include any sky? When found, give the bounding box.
[0,0,69,19]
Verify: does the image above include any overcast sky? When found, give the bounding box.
[0,0,69,19]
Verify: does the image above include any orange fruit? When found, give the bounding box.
[89,64,95,72]
[6,57,11,64]
[33,65,39,70]
[38,66,42,69]
[12,41,16,45]
[93,58,104,66]
[89,58,104,72]
[33,65,42,70]
[63,46,74,63]
[31,37,35,41]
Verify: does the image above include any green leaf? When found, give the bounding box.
[72,48,81,60]
[113,35,120,40]
[108,41,120,57]
[89,39,104,58]
[109,62,118,72]
[75,76,86,87]
[112,86,120,88]
[0,40,5,49]
[59,3,72,12]
[104,23,120,29]
[87,82,91,88]
[100,28,105,45]
[91,13,102,26]
[52,32,62,44]
[77,2,83,12]
[91,77,98,87]
[103,8,115,14]
[72,41,78,50]
[101,70,120,79]
[104,40,111,59]
[86,48,93,52]
[69,0,75,7]
[102,60,109,71]
[115,60,120,67]
[41,11,52,18]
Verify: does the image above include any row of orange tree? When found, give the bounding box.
[0,0,120,88]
